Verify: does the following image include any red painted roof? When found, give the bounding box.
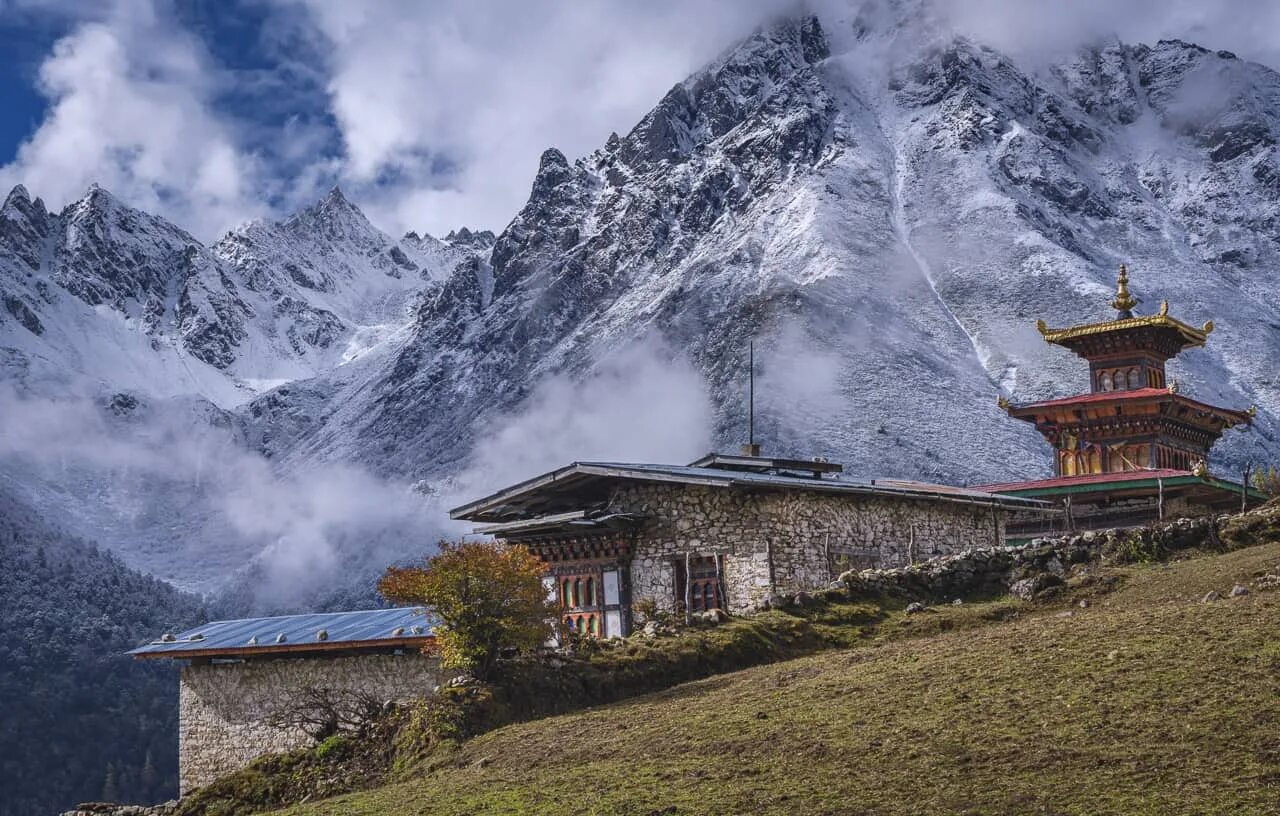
[1008,388,1251,420]
[976,469,1191,493]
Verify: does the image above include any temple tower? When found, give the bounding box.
[982,265,1263,537]
[1002,265,1252,477]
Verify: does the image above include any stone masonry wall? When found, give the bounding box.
[610,484,1008,614]
[833,510,1272,605]
[178,652,446,793]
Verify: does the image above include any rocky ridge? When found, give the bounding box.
[242,9,1280,489]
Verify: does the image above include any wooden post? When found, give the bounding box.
[684,551,692,624]
[766,538,776,595]
[1243,463,1252,512]
[1157,477,1164,521]
[823,532,831,580]
[1064,496,1074,532]
[908,524,916,565]
[713,551,723,611]
[990,504,1000,547]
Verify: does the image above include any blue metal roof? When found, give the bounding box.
[129,607,433,660]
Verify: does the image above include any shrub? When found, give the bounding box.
[378,540,556,680]
[1251,466,1280,499]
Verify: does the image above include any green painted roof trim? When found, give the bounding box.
[994,474,1267,501]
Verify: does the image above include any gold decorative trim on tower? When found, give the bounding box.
[1035,314,1211,347]
[1111,263,1138,315]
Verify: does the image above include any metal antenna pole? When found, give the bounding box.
[749,340,755,447]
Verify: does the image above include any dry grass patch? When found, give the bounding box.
[277,541,1280,816]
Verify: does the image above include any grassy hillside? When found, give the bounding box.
[277,540,1280,816]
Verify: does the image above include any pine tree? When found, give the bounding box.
[101,763,119,803]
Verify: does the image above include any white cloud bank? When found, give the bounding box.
[0,0,265,240]
[5,0,1280,240]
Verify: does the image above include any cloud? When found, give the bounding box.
[0,0,265,239]
[453,337,715,499]
[0,382,445,607]
[292,0,795,237]
[6,0,1280,243]
[939,0,1280,67]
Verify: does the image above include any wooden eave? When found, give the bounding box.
[1037,313,1211,350]
[1006,391,1251,431]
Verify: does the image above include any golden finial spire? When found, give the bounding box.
[1111,263,1138,316]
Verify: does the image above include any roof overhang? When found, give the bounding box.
[472,510,646,537]
[980,470,1266,503]
[1036,313,1211,349]
[1004,388,1254,428]
[128,607,434,661]
[450,461,1047,523]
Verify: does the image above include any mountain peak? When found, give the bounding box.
[618,14,830,168]
[4,184,30,206]
[283,185,377,239]
[443,226,497,249]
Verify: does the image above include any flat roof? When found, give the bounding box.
[978,469,1265,500]
[450,459,1046,522]
[129,607,433,661]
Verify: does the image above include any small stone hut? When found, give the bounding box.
[450,451,1043,637]
[130,607,443,793]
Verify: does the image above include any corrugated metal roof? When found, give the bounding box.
[129,607,432,660]
[575,462,1042,506]
[450,459,1046,521]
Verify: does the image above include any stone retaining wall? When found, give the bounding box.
[178,652,445,793]
[835,514,1226,603]
[610,483,1008,614]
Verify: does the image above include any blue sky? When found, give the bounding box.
[0,0,766,240]
[0,1,1276,241]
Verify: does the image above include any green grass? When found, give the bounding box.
[276,542,1280,816]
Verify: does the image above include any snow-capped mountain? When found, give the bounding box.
[0,183,468,405]
[5,1,1280,594]
[242,8,1280,492]
[0,184,474,590]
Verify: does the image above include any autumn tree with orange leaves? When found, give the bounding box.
[378,540,555,679]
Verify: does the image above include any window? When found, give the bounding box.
[553,569,619,639]
[1127,368,1141,390]
[1099,371,1113,391]
[675,555,723,614]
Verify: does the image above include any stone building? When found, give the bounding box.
[130,607,444,793]
[450,451,1042,636]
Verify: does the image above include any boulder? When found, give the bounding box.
[1230,584,1250,597]
[1201,590,1222,603]
[905,601,927,614]
[694,608,728,624]
[1010,572,1063,601]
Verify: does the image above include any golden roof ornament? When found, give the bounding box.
[1191,459,1208,478]
[997,395,1010,410]
[1110,263,1138,317]
[1167,380,1180,394]
[1248,405,1258,418]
